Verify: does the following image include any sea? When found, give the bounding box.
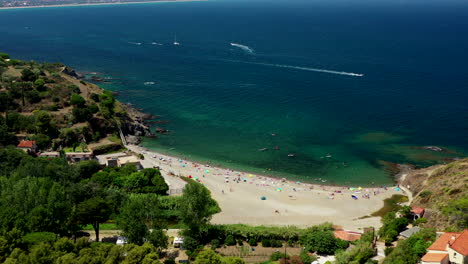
[1,0,468,186]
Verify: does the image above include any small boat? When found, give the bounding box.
[288,153,295,157]
[258,148,268,151]
[325,153,332,158]
[173,34,180,45]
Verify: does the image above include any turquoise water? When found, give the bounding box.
[1,0,468,185]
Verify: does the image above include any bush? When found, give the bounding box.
[70,93,85,107]
[271,240,283,247]
[248,238,258,246]
[262,239,271,247]
[299,250,316,263]
[237,239,243,246]
[210,239,220,249]
[22,232,57,244]
[164,260,176,264]
[413,218,427,226]
[26,90,41,103]
[270,251,289,261]
[419,191,432,198]
[384,247,394,256]
[225,235,236,246]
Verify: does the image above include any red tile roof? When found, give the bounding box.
[421,253,448,262]
[450,229,468,256]
[427,232,460,252]
[334,230,362,241]
[17,140,36,148]
[411,206,425,215]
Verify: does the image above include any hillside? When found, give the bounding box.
[399,158,468,231]
[0,52,153,153]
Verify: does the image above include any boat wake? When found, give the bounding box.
[230,43,255,54]
[240,61,364,77]
[128,41,142,45]
[151,42,163,46]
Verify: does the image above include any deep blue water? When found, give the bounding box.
[1,0,468,185]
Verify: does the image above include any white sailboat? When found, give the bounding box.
[173,34,180,45]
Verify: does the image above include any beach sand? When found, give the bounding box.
[126,144,402,232]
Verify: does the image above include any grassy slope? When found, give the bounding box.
[401,158,468,231]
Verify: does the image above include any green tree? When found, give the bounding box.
[21,68,36,82]
[31,134,51,150]
[300,230,348,255]
[117,194,164,246]
[179,180,220,238]
[194,249,223,264]
[75,197,112,242]
[33,78,46,91]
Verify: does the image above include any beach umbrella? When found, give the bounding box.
[358,187,362,190]
[181,164,186,167]
[276,188,282,192]
[349,187,356,190]
[205,170,210,173]
[261,196,266,200]
[395,187,401,191]
[248,174,254,177]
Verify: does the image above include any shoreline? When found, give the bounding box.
[126,143,404,231]
[0,0,206,10]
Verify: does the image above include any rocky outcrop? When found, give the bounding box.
[119,103,157,143]
[61,66,84,79]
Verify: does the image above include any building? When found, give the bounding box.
[39,151,60,158]
[411,206,425,220]
[421,229,468,264]
[65,152,94,162]
[334,230,362,242]
[117,156,142,170]
[399,226,421,239]
[17,140,37,153]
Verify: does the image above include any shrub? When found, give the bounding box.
[419,191,432,198]
[23,232,57,244]
[262,239,271,247]
[270,251,289,261]
[248,238,258,246]
[384,247,394,256]
[70,93,85,107]
[225,235,236,246]
[271,240,283,247]
[237,239,243,246]
[164,260,176,264]
[413,218,427,226]
[211,239,220,250]
[299,250,316,263]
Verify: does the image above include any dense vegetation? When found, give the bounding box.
[0,52,125,152]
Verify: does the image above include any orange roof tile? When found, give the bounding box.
[450,229,468,255]
[17,140,36,148]
[411,206,425,215]
[427,232,460,252]
[421,253,448,262]
[334,230,362,241]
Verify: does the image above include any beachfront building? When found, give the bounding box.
[16,140,37,153]
[65,152,94,163]
[421,229,468,264]
[117,156,142,170]
[39,151,60,158]
[411,206,425,220]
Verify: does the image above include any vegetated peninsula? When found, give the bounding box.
[0,53,466,264]
[0,0,202,9]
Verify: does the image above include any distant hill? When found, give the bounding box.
[400,159,468,231]
[0,53,153,153]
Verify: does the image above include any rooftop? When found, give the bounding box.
[399,226,421,238]
[118,156,140,164]
[450,229,468,255]
[421,252,448,262]
[427,232,461,252]
[17,140,36,148]
[411,206,425,215]
[333,230,362,241]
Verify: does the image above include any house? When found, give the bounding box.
[117,156,142,170]
[95,152,130,167]
[173,237,184,248]
[17,140,37,153]
[399,226,421,239]
[411,206,425,220]
[334,230,362,242]
[65,152,94,162]
[39,151,60,158]
[421,229,468,264]
[448,230,468,264]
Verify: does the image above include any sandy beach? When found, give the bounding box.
[126,144,403,232]
[0,0,206,10]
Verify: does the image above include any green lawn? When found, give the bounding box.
[63,145,89,152]
[82,223,118,231]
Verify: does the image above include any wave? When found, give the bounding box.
[230,43,255,54]
[239,61,364,77]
